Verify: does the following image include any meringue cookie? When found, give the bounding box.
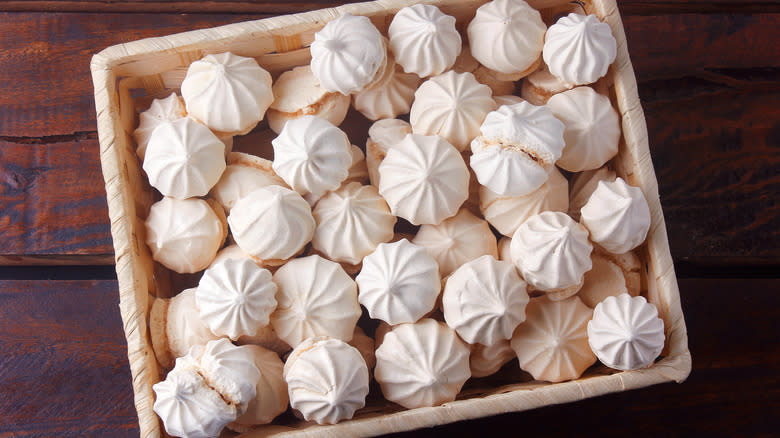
[353,62,420,121]
[181,52,273,134]
[442,255,530,345]
[230,345,288,430]
[470,101,565,197]
[413,209,498,276]
[145,197,226,273]
[271,255,360,348]
[497,236,512,262]
[493,95,524,106]
[375,319,470,409]
[580,178,651,254]
[228,185,315,264]
[366,119,412,187]
[272,115,352,198]
[479,167,568,237]
[520,64,574,105]
[452,46,515,96]
[267,65,350,134]
[388,4,461,77]
[209,152,287,214]
[410,71,496,151]
[284,337,369,424]
[543,13,617,85]
[510,211,593,295]
[310,13,386,95]
[577,252,638,308]
[312,182,396,265]
[511,296,596,382]
[143,117,226,199]
[133,94,187,160]
[467,0,546,77]
[236,324,291,356]
[587,294,665,370]
[356,239,441,325]
[470,339,515,378]
[568,165,616,221]
[210,244,254,269]
[343,145,370,186]
[378,133,469,225]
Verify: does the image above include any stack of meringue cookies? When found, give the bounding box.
[139,2,667,437]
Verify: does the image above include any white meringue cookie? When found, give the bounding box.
[343,145,370,186]
[520,64,574,105]
[580,178,651,254]
[194,339,262,406]
[230,345,288,430]
[511,296,596,382]
[479,167,569,237]
[470,339,515,378]
[181,52,273,134]
[389,4,461,77]
[378,133,469,225]
[413,209,498,276]
[470,101,565,197]
[284,337,369,424]
[310,13,386,95]
[543,13,617,85]
[133,94,187,160]
[375,319,470,409]
[366,119,412,188]
[271,255,360,348]
[143,117,226,199]
[442,255,530,345]
[353,63,420,121]
[272,115,352,198]
[356,239,441,325]
[467,0,546,77]
[568,165,616,221]
[145,197,226,274]
[510,211,593,294]
[588,294,665,370]
[410,71,496,151]
[227,185,315,263]
[209,152,287,214]
[312,182,396,265]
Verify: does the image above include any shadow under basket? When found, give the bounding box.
[90,0,692,436]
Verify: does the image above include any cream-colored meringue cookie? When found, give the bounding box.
[353,61,420,121]
[284,337,369,424]
[413,209,498,276]
[230,345,288,431]
[145,197,226,273]
[195,339,261,406]
[271,255,360,348]
[581,178,651,254]
[497,236,512,262]
[357,239,441,325]
[520,64,574,105]
[196,258,277,340]
[350,327,376,375]
[587,294,665,370]
[577,252,638,308]
[272,115,352,198]
[343,145,370,186]
[479,167,568,237]
[375,319,470,409]
[312,182,396,265]
[181,52,273,135]
[510,211,593,296]
[467,0,546,78]
[310,13,386,95]
[366,119,412,187]
[568,165,616,221]
[470,339,515,378]
[442,255,530,345]
[543,13,617,85]
[452,45,516,96]
[133,94,187,160]
[410,71,497,151]
[379,133,469,225]
[228,185,315,263]
[493,95,524,106]
[388,4,461,77]
[236,324,291,356]
[267,65,350,134]
[511,296,596,382]
[470,101,565,197]
[547,87,620,172]
[209,152,287,214]
[143,118,226,199]
[604,249,642,296]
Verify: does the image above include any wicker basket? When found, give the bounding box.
[90,0,692,436]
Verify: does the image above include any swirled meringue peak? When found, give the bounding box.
[375,319,471,409]
[580,177,651,254]
[133,93,187,160]
[443,255,530,345]
[510,211,593,294]
[366,119,412,187]
[209,152,287,214]
[470,101,565,197]
[378,133,469,225]
[272,115,352,197]
[284,337,369,424]
[389,4,461,77]
[467,0,546,77]
[310,13,386,95]
[543,13,617,85]
[410,71,496,151]
[588,294,665,370]
[356,239,441,325]
[470,339,515,378]
[181,52,273,134]
[568,165,616,221]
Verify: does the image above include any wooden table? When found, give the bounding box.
[0,1,778,436]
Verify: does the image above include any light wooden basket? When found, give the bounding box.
[91,0,692,436]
